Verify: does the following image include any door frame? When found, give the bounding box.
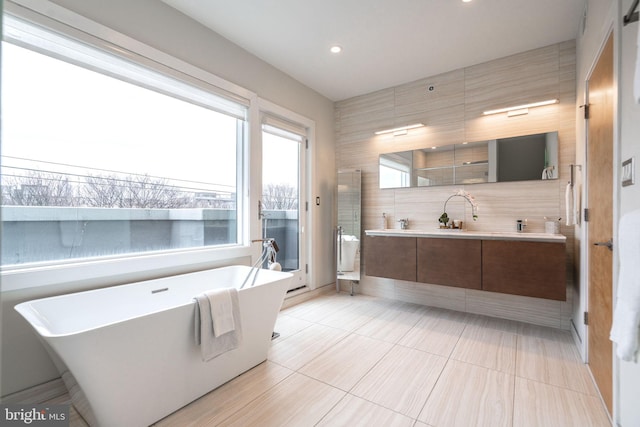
[580,23,619,360]
[580,23,620,420]
[254,98,314,292]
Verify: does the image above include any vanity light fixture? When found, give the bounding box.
[482,99,559,117]
[374,123,425,136]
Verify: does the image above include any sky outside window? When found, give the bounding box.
[1,41,239,197]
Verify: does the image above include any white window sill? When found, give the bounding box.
[0,245,251,293]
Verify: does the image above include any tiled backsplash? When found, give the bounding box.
[335,40,576,328]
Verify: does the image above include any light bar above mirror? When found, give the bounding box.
[374,123,425,136]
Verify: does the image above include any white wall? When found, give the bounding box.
[617,0,640,425]
[0,0,336,397]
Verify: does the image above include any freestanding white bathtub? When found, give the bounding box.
[15,265,293,427]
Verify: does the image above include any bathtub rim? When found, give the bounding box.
[14,265,293,338]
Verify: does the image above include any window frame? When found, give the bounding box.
[1,1,258,292]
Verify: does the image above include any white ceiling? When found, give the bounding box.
[162,0,586,101]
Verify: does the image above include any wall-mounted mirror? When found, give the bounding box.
[379,131,559,189]
[337,169,361,292]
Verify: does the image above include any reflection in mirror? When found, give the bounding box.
[337,169,361,291]
[379,151,412,188]
[379,131,558,189]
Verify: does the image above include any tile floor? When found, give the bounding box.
[152,292,611,427]
[57,292,610,426]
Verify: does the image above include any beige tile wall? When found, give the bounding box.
[335,40,576,329]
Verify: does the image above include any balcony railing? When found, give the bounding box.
[1,206,298,268]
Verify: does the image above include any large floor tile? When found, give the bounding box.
[517,322,576,342]
[318,298,389,331]
[220,372,346,427]
[284,294,372,323]
[398,307,468,357]
[516,333,597,396]
[351,345,447,418]
[316,394,414,427]
[272,314,314,341]
[466,313,525,335]
[451,324,517,374]
[513,377,610,427]
[353,301,425,343]
[298,333,394,391]
[419,360,514,427]
[268,323,349,370]
[155,361,293,426]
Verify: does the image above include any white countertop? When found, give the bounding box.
[365,229,566,243]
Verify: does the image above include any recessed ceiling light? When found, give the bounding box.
[330,45,342,54]
[462,0,472,3]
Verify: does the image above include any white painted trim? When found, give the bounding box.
[257,99,316,290]
[581,17,617,362]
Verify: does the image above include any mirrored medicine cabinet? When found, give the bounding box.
[379,131,559,189]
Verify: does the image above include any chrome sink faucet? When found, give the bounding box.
[398,218,409,230]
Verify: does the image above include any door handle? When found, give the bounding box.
[593,238,613,251]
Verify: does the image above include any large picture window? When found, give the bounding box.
[1,16,248,266]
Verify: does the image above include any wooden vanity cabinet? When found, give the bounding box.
[482,240,566,301]
[417,238,482,289]
[364,235,416,281]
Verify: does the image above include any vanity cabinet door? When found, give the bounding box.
[482,240,566,301]
[417,238,482,289]
[364,236,416,281]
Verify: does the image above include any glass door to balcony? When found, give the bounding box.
[261,118,306,291]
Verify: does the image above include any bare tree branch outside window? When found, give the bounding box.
[2,171,75,206]
[1,170,243,209]
[261,183,298,210]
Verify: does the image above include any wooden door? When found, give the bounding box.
[587,33,614,415]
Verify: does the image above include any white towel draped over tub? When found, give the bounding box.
[194,288,242,361]
[610,209,640,362]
